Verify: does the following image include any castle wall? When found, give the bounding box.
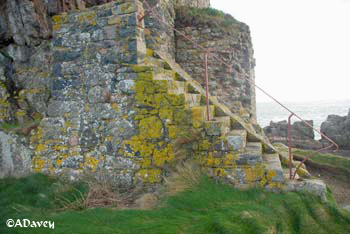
[176,0,210,8]
[28,0,149,187]
[0,0,272,188]
[143,0,176,58]
[175,13,257,122]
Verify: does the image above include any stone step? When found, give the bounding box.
[187,83,201,94]
[143,56,164,68]
[167,81,186,94]
[191,105,215,128]
[246,142,262,153]
[283,168,300,181]
[152,69,176,81]
[209,164,265,186]
[184,93,201,108]
[263,153,284,183]
[236,143,263,166]
[204,116,231,136]
[225,129,247,151]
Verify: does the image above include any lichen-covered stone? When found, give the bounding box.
[0,0,290,193]
[0,131,32,178]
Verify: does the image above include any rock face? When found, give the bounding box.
[0,0,51,48]
[264,120,322,150]
[0,131,32,178]
[321,109,350,149]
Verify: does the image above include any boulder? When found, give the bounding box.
[320,109,350,149]
[286,179,328,202]
[264,120,322,150]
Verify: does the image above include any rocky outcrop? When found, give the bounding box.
[0,131,32,178]
[321,109,350,149]
[264,120,322,150]
[0,0,51,49]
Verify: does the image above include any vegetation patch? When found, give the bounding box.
[175,7,240,31]
[1,173,350,234]
[293,149,350,179]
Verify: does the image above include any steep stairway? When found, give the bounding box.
[136,49,285,188]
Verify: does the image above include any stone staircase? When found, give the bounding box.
[137,49,285,189]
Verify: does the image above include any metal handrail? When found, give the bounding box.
[142,0,339,180]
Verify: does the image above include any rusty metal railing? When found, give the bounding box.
[141,0,339,180]
[287,113,339,179]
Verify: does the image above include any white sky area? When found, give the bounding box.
[211,0,350,103]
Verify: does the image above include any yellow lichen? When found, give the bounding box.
[224,153,238,166]
[153,144,174,167]
[243,165,264,183]
[214,168,228,177]
[36,144,47,152]
[139,116,163,139]
[85,157,99,172]
[33,157,46,172]
[136,169,161,183]
[112,103,119,112]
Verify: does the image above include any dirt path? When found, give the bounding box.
[307,164,350,207]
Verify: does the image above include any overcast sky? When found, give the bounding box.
[211,0,350,103]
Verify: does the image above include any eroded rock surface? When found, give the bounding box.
[321,109,350,149]
[0,131,32,178]
[264,120,322,150]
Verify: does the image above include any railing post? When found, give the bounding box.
[204,52,210,121]
[288,113,294,180]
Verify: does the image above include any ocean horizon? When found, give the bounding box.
[256,99,350,139]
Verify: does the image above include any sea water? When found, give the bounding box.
[256,99,350,139]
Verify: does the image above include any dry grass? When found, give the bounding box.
[164,161,202,196]
[173,129,202,161]
[53,169,133,210]
[84,183,120,208]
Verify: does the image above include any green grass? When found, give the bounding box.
[176,7,239,31]
[293,149,350,176]
[0,174,349,234]
[0,122,19,132]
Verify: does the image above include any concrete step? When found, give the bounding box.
[263,153,284,183]
[225,129,247,151]
[184,93,201,108]
[204,116,231,136]
[191,105,215,128]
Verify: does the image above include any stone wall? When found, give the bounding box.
[175,9,257,122]
[28,0,147,187]
[0,0,279,189]
[176,0,210,8]
[143,0,176,58]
